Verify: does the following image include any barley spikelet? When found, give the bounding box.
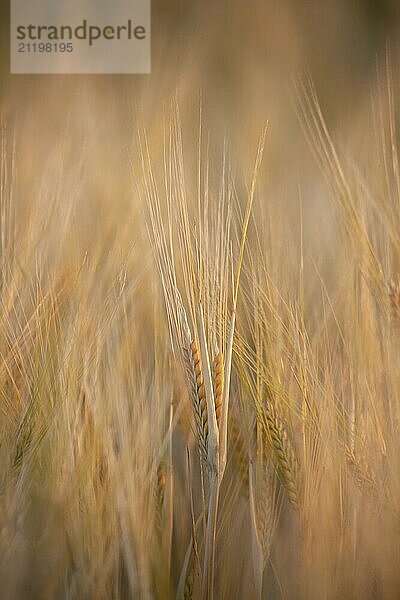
[213,352,224,431]
[262,402,300,509]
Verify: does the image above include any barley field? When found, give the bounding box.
[1,1,400,598]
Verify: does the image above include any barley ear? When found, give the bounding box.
[262,402,300,510]
[198,302,219,475]
[180,304,208,463]
[189,339,209,463]
[155,460,166,534]
[213,351,224,433]
[345,445,378,500]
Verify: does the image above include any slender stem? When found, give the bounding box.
[249,461,263,599]
[198,302,220,599]
[201,473,220,600]
[166,399,174,585]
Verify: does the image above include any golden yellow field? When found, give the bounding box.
[1,2,400,598]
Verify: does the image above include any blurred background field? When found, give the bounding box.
[2,0,400,262]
